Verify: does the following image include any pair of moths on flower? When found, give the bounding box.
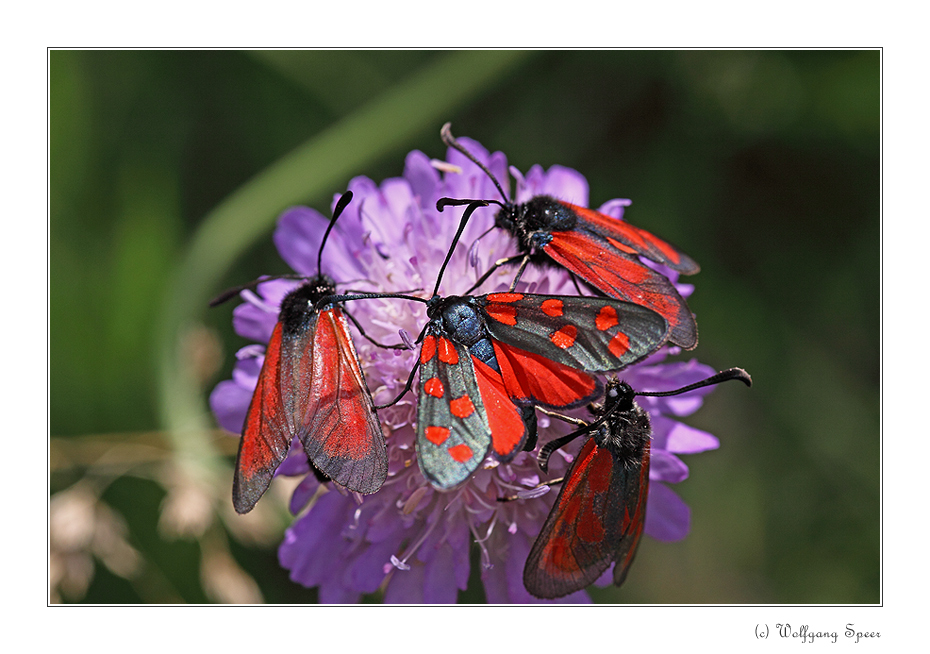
[213,126,750,601]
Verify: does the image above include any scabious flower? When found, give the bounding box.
[210,137,722,603]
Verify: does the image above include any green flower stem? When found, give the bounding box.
[156,51,532,484]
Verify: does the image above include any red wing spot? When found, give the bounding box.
[596,305,619,331]
[449,394,475,418]
[438,338,459,364]
[420,335,437,364]
[547,536,574,573]
[561,492,583,528]
[485,304,517,326]
[447,443,474,462]
[587,447,613,493]
[577,510,606,544]
[608,331,630,358]
[541,298,564,317]
[424,426,450,445]
[550,324,578,349]
[424,377,444,398]
[487,292,524,304]
[606,236,638,256]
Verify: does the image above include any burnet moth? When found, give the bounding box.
[213,191,394,514]
[515,368,751,599]
[437,124,700,350]
[318,200,671,491]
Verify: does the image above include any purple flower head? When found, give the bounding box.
[209,137,723,603]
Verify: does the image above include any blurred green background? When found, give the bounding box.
[49,50,879,604]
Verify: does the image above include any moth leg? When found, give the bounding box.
[344,309,411,350]
[465,253,527,295]
[374,360,420,410]
[496,476,565,502]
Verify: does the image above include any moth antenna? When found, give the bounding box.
[430,199,489,298]
[208,274,305,307]
[211,191,354,308]
[635,368,752,398]
[312,291,429,314]
[317,190,353,276]
[441,123,509,203]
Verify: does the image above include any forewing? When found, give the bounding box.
[232,323,296,514]
[523,437,651,599]
[416,328,494,490]
[298,308,387,494]
[567,201,700,275]
[523,439,617,598]
[543,230,697,349]
[482,292,669,375]
[611,439,650,587]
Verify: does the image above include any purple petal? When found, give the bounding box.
[229,278,296,343]
[231,347,262,387]
[318,584,361,604]
[652,415,720,454]
[275,206,368,281]
[404,150,441,204]
[645,482,690,542]
[232,301,277,344]
[676,282,695,299]
[279,491,355,587]
[287,474,320,515]
[649,450,689,484]
[630,359,718,393]
[596,198,633,220]
[273,206,328,277]
[540,164,589,206]
[348,532,405,593]
[209,380,251,434]
[592,566,614,588]
[349,177,403,252]
[383,565,425,603]
[422,544,460,603]
[444,137,510,204]
[277,446,310,477]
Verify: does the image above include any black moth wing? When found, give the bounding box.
[480,293,669,374]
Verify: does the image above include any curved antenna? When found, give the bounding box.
[635,368,752,398]
[440,123,510,203]
[317,190,354,276]
[208,274,306,307]
[430,199,489,298]
[312,291,429,314]
[536,367,751,472]
[210,190,355,308]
